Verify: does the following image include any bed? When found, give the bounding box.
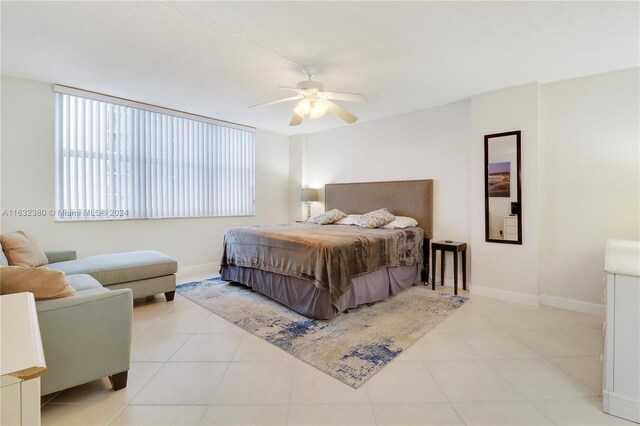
[219,179,433,319]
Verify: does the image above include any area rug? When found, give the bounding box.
[177,277,467,388]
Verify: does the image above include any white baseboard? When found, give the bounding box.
[603,390,640,423]
[468,286,604,314]
[469,285,540,306]
[177,262,220,278]
[539,294,604,315]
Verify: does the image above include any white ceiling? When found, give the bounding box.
[2,1,638,136]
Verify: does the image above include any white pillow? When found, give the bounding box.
[381,216,419,229]
[334,214,361,225]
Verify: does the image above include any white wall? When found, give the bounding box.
[299,100,472,283]
[470,83,540,303]
[0,75,290,272]
[539,68,640,307]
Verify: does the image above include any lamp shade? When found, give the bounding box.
[300,188,319,202]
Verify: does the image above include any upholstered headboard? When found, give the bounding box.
[325,179,433,238]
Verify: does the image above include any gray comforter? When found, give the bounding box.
[220,223,424,306]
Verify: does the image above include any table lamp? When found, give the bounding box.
[300,188,319,220]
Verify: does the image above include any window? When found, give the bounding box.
[54,86,255,220]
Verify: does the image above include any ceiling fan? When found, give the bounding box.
[250,67,367,126]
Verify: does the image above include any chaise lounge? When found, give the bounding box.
[44,249,178,301]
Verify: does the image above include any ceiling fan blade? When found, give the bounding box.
[249,94,303,109]
[320,91,367,103]
[278,86,303,93]
[289,113,303,126]
[325,100,358,124]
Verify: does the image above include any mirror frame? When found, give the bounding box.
[484,130,522,245]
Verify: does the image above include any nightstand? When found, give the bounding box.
[431,241,467,295]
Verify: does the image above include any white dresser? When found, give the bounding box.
[1,293,47,426]
[503,215,518,241]
[603,239,640,423]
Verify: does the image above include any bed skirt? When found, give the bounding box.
[219,263,420,319]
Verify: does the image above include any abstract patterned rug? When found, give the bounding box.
[177,277,467,388]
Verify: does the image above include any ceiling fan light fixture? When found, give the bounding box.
[309,99,328,119]
[293,98,311,117]
[252,67,366,126]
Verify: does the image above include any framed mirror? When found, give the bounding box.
[484,130,522,244]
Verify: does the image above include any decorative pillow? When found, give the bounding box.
[0,266,77,300]
[355,208,396,229]
[335,214,361,226]
[0,231,48,267]
[308,209,347,225]
[382,216,419,229]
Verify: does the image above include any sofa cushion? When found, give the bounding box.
[46,250,178,286]
[0,266,77,300]
[66,274,108,294]
[0,230,48,267]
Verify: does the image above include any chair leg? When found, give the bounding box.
[164,290,175,301]
[432,249,437,291]
[108,371,128,391]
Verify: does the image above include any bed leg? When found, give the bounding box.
[421,238,430,285]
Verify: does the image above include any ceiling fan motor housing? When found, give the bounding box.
[296,80,325,92]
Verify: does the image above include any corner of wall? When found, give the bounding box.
[288,134,307,222]
[470,82,541,300]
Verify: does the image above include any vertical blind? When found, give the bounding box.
[54,88,255,220]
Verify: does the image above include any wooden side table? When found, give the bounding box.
[431,241,467,295]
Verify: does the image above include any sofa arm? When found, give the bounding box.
[44,250,77,264]
[36,288,133,395]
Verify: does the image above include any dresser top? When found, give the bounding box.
[605,239,640,277]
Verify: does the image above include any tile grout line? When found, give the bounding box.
[126,296,196,408]
[205,358,233,407]
[418,359,469,425]
[104,404,127,426]
[528,400,558,425]
[467,306,601,401]
[448,403,469,426]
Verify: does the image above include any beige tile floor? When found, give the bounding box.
[41,273,635,426]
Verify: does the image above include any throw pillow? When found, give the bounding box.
[0,231,48,267]
[381,216,419,229]
[355,208,396,229]
[308,209,347,225]
[0,266,77,300]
